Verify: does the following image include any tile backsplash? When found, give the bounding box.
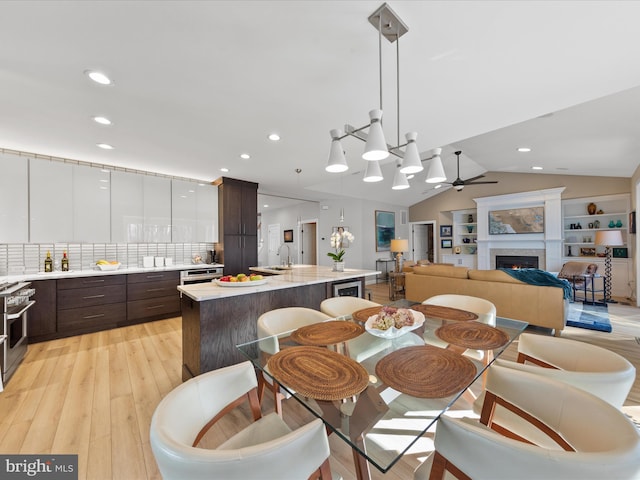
[0,243,217,275]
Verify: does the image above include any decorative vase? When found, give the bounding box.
[333,261,345,272]
[466,225,474,233]
[616,219,623,228]
[609,220,616,228]
[467,214,474,223]
[587,202,597,215]
[594,220,600,228]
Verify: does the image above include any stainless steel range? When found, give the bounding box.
[1,281,35,385]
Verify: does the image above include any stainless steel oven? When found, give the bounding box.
[180,266,224,285]
[1,282,35,385]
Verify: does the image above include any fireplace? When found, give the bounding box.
[496,255,539,269]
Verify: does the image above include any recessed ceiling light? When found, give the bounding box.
[531,166,543,170]
[268,133,280,141]
[220,167,229,172]
[406,174,415,180]
[434,184,442,189]
[85,70,113,85]
[263,204,269,208]
[517,147,531,152]
[99,179,109,183]
[100,169,110,173]
[240,153,251,159]
[93,116,112,125]
[96,143,114,150]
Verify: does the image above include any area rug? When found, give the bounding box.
[566,302,612,333]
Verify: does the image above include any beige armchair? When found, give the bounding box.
[557,261,598,301]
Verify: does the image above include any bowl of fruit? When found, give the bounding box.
[215,273,267,287]
[96,260,121,271]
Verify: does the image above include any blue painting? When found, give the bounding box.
[375,210,395,251]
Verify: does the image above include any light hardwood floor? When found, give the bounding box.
[1,283,638,479]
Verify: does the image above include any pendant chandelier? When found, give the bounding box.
[325,3,446,189]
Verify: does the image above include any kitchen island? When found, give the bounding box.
[178,265,378,380]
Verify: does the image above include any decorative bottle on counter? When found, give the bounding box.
[61,251,69,271]
[44,251,53,272]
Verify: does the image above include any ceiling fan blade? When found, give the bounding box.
[462,174,485,183]
[465,180,499,185]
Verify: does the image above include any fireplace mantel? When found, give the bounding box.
[474,188,565,271]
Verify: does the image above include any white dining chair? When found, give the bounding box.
[491,332,636,409]
[257,307,331,415]
[415,364,640,480]
[320,297,392,361]
[150,361,339,480]
[421,294,496,361]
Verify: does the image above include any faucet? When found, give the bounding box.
[278,243,291,267]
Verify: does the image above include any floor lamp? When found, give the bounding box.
[390,239,409,273]
[595,230,624,303]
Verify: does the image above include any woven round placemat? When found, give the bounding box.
[410,304,478,322]
[267,346,369,401]
[351,306,383,323]
[290,321,364,346]
[375,345,477,398]
[435,321,509,350]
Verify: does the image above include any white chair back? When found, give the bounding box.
[150,361,336,480]
[422,294,496,325]
[507,332,636,408]
[320,296,380,318]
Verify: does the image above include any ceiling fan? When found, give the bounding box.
[446,150,499,191]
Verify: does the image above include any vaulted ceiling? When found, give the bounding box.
[1,1,640,208]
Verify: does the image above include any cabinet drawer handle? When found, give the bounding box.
[147,304,165,310]
[146,288,165,292]
[83,294,105,299]
[146,275,164,279]
[83,313,105,319]
[83,279,105,284]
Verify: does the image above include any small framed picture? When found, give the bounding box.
[283,229,293,243]
[580,247,596,257]
[440,225,452,238]
[613,247,628,258]
[441,239,452,249]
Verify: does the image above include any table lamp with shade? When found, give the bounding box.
[594,230,624,303]
[390,239,409,273]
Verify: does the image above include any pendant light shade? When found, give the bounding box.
[399,132,423,174]
[392,165,410,189]
[326,129,348,173]
[362,109,389,161]
[425,148,446,183]
[363,160,384,182]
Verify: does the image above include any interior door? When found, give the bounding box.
[412,222,435,262]
[301,221,317,265]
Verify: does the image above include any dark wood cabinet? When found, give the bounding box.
[215,177,258,274]
[126,271,180,324]
[57,275,126,335]
[28,279,57,341]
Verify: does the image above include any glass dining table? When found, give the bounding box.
[236,300,528,480]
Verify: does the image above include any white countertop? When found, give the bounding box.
[0,263,224,283]
[178,265,379,301]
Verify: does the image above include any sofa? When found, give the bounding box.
[405,265,569,336]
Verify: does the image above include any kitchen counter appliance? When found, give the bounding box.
[180,266,223,285]
[1,281,35,384]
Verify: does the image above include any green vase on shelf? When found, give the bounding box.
[616,220,623,228]
[609,220,615,228]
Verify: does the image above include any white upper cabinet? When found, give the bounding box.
[29,158,73,242]
[111,170,144,243]
[197,183,218,242]
[172,179,198,242]
[72,164,111,242]
[172,180,218,242]
[0,153,28,243]
[144,176,171,242]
